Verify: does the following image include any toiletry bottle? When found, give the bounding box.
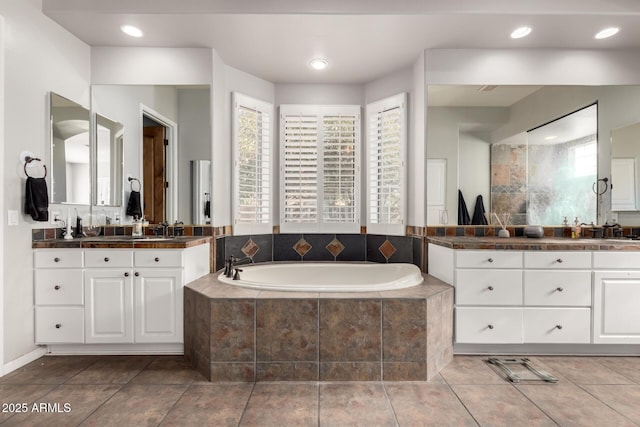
[574,217,581,238]
[132,216,142,237]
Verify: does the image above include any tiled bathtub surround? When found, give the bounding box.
[184,274,453,382]
[219,233,422,272]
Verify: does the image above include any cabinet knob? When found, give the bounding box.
[104,257,110,262]
[556,258,563,263]
[487,286,494,291]
[55,324,61,329]
[54,257,60,263]
[487,258,494,263]
[124,272,129,277]
[134,272,140,277]
[54,285,61,290]
[487,324,494,330]
[154,257,160,262]
[556,287,564,292]
[555,325,563,330]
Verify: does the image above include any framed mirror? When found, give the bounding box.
[50,92,91,204]
[94,113,124,206]
[611,122,640,211]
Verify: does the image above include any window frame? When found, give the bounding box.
[279,104,361,233]
[365,93,408,236]
[232,92,274,235]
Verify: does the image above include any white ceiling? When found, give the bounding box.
[43,0,640,85]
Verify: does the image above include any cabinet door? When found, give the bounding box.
[134,268,183,343]
[593,271,640,343]
[84,270,134,343]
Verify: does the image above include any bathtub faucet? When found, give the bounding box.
[224,255,253,278]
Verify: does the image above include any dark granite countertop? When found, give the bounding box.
[32,235,212,249]
[427,236,640,251]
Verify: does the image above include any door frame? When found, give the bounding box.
[139,104,178,223]
[0,15,6,376]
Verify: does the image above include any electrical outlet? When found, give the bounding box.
[51,210,61,225]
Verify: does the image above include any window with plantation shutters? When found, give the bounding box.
[366,93,407,236]
[233,93,273,235]
[280,105,360,233]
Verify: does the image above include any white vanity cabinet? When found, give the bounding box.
[522,252,592,344]
[34,250,84,344]
[454,250,524,344]
[593,252,640,344]
[428,244,594,347]
[34,240,210,352]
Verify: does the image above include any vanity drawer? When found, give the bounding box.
[34,250,83,268]
[523,308,591,343]
[85,250,133,268]
[134,250,183,268]
[456,251,523,269]
[593,251,640,269]
[524,271,592,306]
[524,251,591,269]
[35,307,84,343]
[455,307,523,344]
[456,270,522,305]
[34,270,83,305]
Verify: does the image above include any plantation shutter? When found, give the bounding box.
[233,93,273,235]
[366,93,407,235]
[280,105,361,233]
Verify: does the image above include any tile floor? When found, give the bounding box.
[1,354,640,426]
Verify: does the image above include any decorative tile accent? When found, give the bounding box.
[378,239,397,260]
[325,238,345,257]
[293,238,312,257]
[241,238,259,258]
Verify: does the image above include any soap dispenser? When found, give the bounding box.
[132,216,143,237]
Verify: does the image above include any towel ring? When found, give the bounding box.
[24,156,47,178]
[128,177,141,192]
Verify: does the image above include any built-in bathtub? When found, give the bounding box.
[218,262,424,292]
[184,262,453,382]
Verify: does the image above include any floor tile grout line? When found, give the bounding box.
[510,381,562,426]
[155,378,194,426]
[237,381,257,426]
[574,382,640,426]
[439,372,482,427]
[381,382,401,427]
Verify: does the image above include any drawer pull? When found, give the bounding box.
[556,287,564,292]
[135,272,140,277]
[555,325,563,330]
[104,257,110,262]
[556,258,563,263]
[54,285,61,290]
[487,324,494,330]
[154,257,160,262]
[54,257,60,263]
[124,272,129,277]
[487,286,494,291]
[55,324,61,329]
[487,258,494,263]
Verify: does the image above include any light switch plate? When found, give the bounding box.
[8,210,19,226]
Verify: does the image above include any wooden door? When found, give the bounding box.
[143,126,166,223]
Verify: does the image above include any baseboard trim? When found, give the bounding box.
[3,347,47,376]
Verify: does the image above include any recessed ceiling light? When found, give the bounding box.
[121,25,143,38]
[544,135,558,141]
[309,58,328,71]
[595,27,619,39]
[511,26,532,39]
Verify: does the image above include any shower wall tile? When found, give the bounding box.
[301,234,335,261]
[210,300,255,362]
[215,237,225,272]
[224,235,250,260]
[335,234,366,261]
[256,299,318,362]
[273,234,303,261]
[319,300,381,362]
[382,300,426,362]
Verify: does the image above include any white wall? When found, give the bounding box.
[1,0,90,366]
